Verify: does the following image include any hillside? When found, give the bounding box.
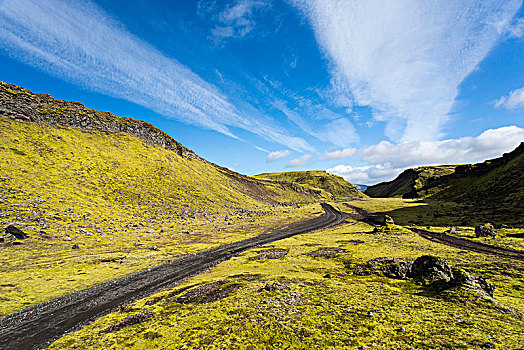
[0,81,323,314]
[365,165,458,198]
[254,170,365,199]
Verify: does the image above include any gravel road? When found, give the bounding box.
[0,203,345,349]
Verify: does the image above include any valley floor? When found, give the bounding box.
[39,198,524,350]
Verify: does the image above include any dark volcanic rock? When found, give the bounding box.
[4,225,28,239]
[410,255,454,287]
[353,257,412,279]
[475,225,495,238]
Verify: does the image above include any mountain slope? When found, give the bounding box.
[254,170,366,199]
[365,143,524,223]
[0,81,323,314]
[365,165,458,198]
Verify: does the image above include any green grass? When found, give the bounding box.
[49,199,524,349]
[0,117,320,315]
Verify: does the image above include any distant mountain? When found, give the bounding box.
[254,170,366,199]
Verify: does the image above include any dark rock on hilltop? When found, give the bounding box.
[353,257,412,279]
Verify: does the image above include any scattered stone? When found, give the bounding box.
[63,236,72,241]
[367,311,374,317]
[475,225,495,238]
[104,312,154,333]
[71,243,79,249]
[12,241,23,246]
[261,281,293,292]
[4,225,28,239]
[446,228,458,235]
[150,246,158,251]
[249,248,288,260]
[383,215,395,225]
[175,281,239,304]
[397,327,406,332]
[306,247,345,258]
[145,229,155,234]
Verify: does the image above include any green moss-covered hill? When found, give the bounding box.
[365,144,524,224]
[255,170,366,199]
[365,165,458,198]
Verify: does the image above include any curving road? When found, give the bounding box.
[0,203,345,349]
[343,203,524,262]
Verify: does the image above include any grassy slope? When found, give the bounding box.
[255,170,365,199]
[0,110,321,315]
[50,199,524,350]
[427,146,524,222]
[365,166,458,198]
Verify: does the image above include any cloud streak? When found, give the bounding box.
[0,0,311,152]
[495,87,524,109]
[292,0,521,142]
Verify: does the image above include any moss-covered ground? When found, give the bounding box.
[50,200,524,350]
[0,118,319,315]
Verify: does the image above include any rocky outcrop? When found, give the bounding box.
[475,225,496,238]
[353,255,495,297]
[0,81,197,158]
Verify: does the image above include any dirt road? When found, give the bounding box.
[343,203,524,262]
[0,203,345,349]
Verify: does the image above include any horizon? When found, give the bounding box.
[1,0,523,185]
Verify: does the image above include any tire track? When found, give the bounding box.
[0,203,345,349]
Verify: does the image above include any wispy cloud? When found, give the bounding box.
[328,126,524,184]
[286,154,311,168]
[292,0,521,142]
[200,0,270,42]
[0,0,311,152]
[495,87,524,109]
[266,150,291,162]
[319,147,356,161]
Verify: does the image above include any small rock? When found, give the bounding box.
[475,225,495,238]
[145,229,155,234]
[446,228,457,235]
[12,241,23,246]
[397,327,406,332]
[63,236,72,241]
[4,225,28,239]
[482,342,495,349]
[71,243,79,249]
[150,246,158,251]
[383,215,394,225]
[360,346,367,349]
[367,311,374,317]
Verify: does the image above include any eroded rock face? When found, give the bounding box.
[475,225,495,238]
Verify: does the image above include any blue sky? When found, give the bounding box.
[1,0,523,184]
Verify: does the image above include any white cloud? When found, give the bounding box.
[292,0,521,142]
[495,87,524,109]
[266,150,291,162]
[319,147,356,161]
[0,0,311,152]
[286,154,311,168]
[328,126,524,185]
[205,0,270,41]
[328,164,400,185]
